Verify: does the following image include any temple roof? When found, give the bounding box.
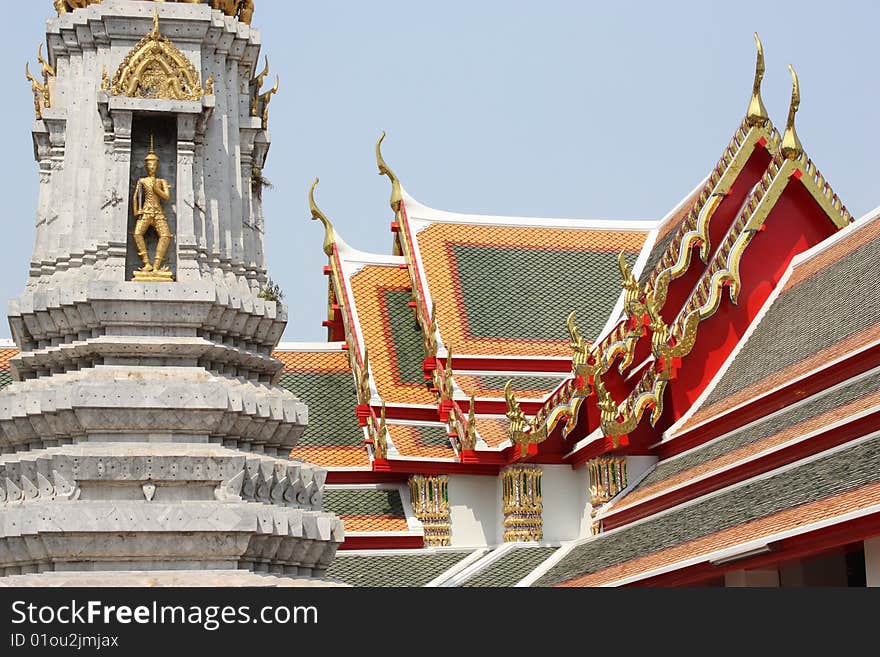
[672,208,880,437]
[325,550,474,587]
[348,264,436,406]
[459,546,559,587]
[619,370,880,515]
[323,487,410,533]
[403,190,654,356]
[538,436,880,586]
[281,347,368,469]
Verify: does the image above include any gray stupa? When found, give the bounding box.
[0,0,343,586]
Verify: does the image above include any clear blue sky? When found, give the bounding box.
[2,1,877,342]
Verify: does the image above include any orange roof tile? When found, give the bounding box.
[289,446,370,468]
[343,515,411,533]
[275,350,350,372]
[350,265,437,406]
[415,223,648,357]
[389,424,456,459]
[0,349,17,369]
[475,417,510,449]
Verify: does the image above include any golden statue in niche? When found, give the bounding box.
[131,137,175,282]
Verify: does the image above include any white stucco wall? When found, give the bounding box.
[539,465,591,542]
[448,475,501,547]
[626,456,658,488]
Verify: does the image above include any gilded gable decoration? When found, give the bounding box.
[111,11,206,102]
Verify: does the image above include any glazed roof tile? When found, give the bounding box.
[677,213,880,433]
[455,374,568,400]
[617,373,880,511]
[342,515,410,533]
[414,223,647,356]
[0,349,17,371]
[324,488,409,533]
[561,482,880,587]
[276,350,368,468]
[274,350,350,372]
[324,488,405,517]
[325,551,473,587]
[473,417,510,449]
[349,265,436,406]
[389,423,455,459]
[289,446,369,468]
[536,436,880,586]
[461,546,558,587]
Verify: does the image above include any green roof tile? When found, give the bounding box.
[640,373,880,490]
[410,425,452,449]
[451,245,637,341]
[323,489,405,517]
[325,551,472,587]
[703,232,880,408]
[462,546,558,587]
[385,289,429,385]
[638,229,677,287]
[277,371,360,448]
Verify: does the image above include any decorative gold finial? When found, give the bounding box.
[37,44,55,79]
[505,380,526,436]
[443,350,454,400]
[374,403,389,460]
[24,62,45,120]
[781,64,803,161]
[151,8,161,37]
[257,75,279,130]
[376,131,403,214]
[567,310,589,373]
[357,348,371,403]
[250,56,270,116]
[746,32,769,127]
[309,178,337,256]
[463,394,477,451]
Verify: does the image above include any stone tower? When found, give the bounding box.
[0,0,343,586]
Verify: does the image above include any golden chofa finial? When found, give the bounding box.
[309,178,337,256]
[151,8,161,37]
[746,32,769,127]
[376,131,403,214]
[781,64,803,161]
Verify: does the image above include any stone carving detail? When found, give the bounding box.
[0,467,81,507]
[142,481,157,502]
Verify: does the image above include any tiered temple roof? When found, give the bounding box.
[9,19,873,584]
[258,33,878,586]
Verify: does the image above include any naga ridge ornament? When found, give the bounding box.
[132,137,175,281]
